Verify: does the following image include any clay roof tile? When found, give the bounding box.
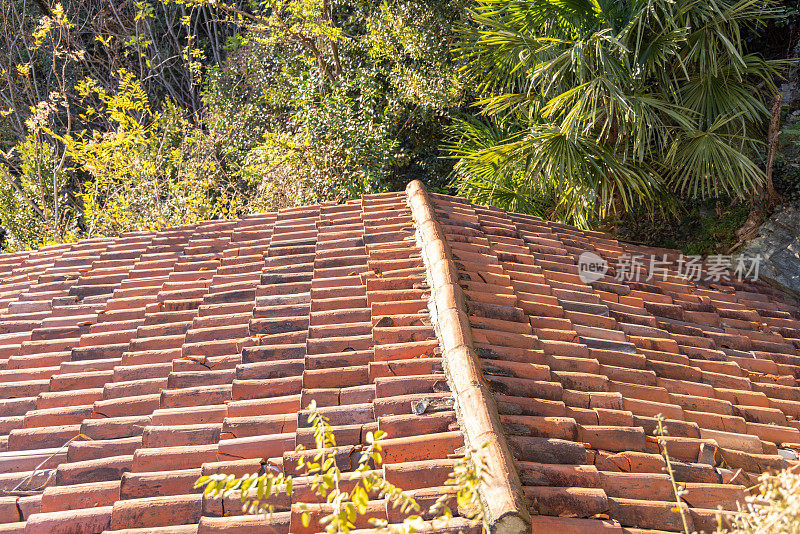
[2,181,800,533]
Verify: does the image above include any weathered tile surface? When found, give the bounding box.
[0,183,799,533]
[428,190,800,533]
[0,193,473,533]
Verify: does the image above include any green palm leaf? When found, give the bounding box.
[448,0,787,225]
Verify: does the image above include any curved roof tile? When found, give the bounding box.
[0,182,798,533]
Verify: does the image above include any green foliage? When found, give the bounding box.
[613,198,751,256]
[0,133,78,250]
[196,401,487,533]
[192,0,468,200]
[0,0,465,250]
[449,0,787,228]
[63,72,229,237]
[3,0,790,252]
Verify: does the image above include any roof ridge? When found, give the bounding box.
[405,180,531,534]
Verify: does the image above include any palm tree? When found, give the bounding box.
[449,0,785,228]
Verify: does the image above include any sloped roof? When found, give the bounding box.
[0,182,798,533]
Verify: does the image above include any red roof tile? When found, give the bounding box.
[0,182,799,532]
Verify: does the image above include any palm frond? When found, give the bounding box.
[448,0,787,226]
[665,113,765,198]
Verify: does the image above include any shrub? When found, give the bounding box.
[196,401,487,533]
[724,469,800,534]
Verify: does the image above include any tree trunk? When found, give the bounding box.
[764,92,782,207]
[729,93,783,253]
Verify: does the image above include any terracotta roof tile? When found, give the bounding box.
[412,184,800,532]
[2,182,800,532]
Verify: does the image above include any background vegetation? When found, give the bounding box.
[0,0,798,251]
[0,0,467,249]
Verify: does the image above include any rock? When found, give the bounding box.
[740,204,800,297]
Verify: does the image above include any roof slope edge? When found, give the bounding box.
[406,180,531,534]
